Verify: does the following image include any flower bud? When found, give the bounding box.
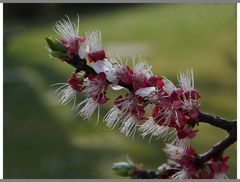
[50,51,67,59]
[112,162,134,177]
[46,37,68,53]
[46,37,56,51]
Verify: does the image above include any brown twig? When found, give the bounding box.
[73,58,237,168]
[195,112,236,167]
[198,112,236,132]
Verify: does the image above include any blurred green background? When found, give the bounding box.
[4,3,236,179]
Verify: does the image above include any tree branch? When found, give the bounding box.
[73,59,237,167]
[198,111,236,132]
[195,111,237,167]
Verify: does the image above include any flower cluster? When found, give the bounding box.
[46,16,230,179]
[163,144,229,179]
[47,16,200,149]
[139,70,200,151]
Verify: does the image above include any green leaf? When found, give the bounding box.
[50,51,66,58]
[52,39,68,52]
[45,37,56,51]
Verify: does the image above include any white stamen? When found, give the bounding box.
[75,97,98,119]
[138,118,169,139]
[171,138,190,153]
[133,60,153,79]
[104,94,140,138]
[171,168,189,179]
[85,77,106,97]
[109,56,124,65]
[179,92,199,111]
[120,115,138,137]
[164,144,185,160]
[178,69,194,92]
[135,87,160,104]
[85,29,102,53]
[54,15,79,40]
[53,83,77,106]
[74,76,107,120]
[138,117,178,144]
[103,106,124,129]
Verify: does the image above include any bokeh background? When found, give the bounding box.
[4,3,237,179]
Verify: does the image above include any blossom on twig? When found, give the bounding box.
[46,16,233,179]
[75,72,109,120]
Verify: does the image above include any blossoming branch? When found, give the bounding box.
[45,16,236,179]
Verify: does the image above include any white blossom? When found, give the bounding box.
[78,41,89,59]
[135,87,156,97]
[92,59,117,83]
[74,75,108,120]
[104,94,140,137]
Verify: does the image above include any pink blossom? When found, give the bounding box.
[75,72,109,120]
[114,64,133,86]
[68,74,85,92]
[52,73,85,107]
[54,16,87,55]
[104,92,147,137]
[86,72,109,104]
[114,93,146,120]
[85,29,106,62]
[208,156,229,179]
[147,75,165,88]
[132,61,153,91]
[164,145,229,179]
[92,59,117,84]
[170,146,198,179]
[88,50,106,63]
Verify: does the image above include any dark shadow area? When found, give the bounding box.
[4,3,143,25]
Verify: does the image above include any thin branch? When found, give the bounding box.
[196,131,236,165]
[73,58,237,167]
[198,111,236,132]
[195,112,237,167]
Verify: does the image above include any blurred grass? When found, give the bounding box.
[4,4,236,178]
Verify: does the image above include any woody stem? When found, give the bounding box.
[195,112,236,166]
[74,59,237,165]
